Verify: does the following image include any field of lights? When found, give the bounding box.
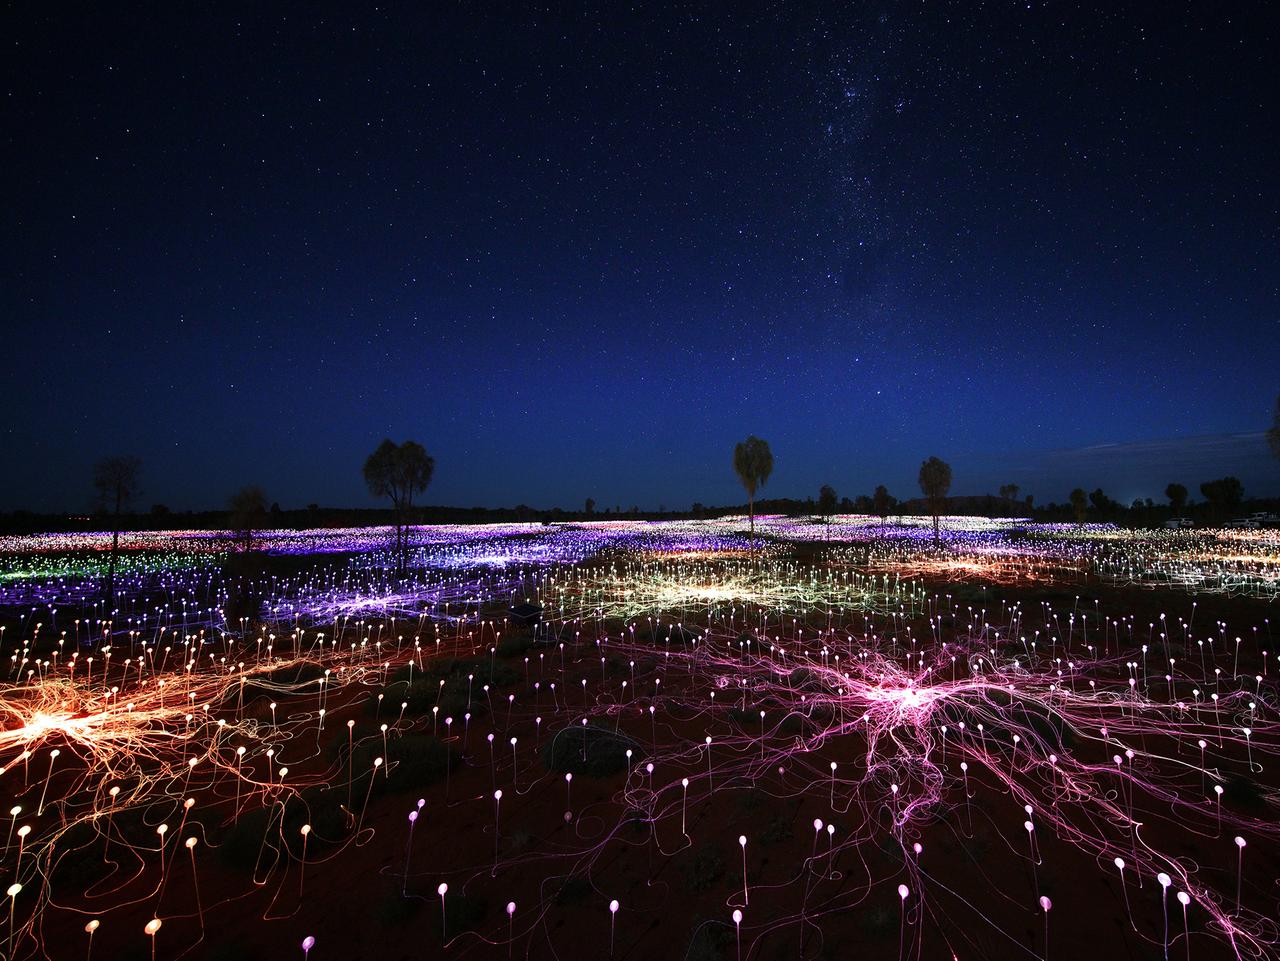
[1,516,1278,961]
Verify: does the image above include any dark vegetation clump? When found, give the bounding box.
[221,552,270,628]
[553,876,592,905]
[683,842,725,893]
[343,728,457,796]
[219,788,344,872]
[760,813,795,845]
[496,630,537,657]
[386,656,521,720]
[860,904,896,936]
[733,787,767,815]
[376,881,425,925]
[222,582,265,631]
[439,890,488,936]
[687,918,731,961]
[1223,773,1270,812]
[787,667,825,692]
[207,941,265,961]
[541,724,642,777]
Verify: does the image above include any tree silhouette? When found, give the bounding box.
[228,486,268,552]
[1269,394,1280,460]
[817,484,837,537]
[733,435,773,534]
[1199,476,1244,522]
[917,456,952,541]
[873,485,895,522]
[1165,483,1188,516]
[92,455,142,609]
[1069,488,1088,525]
[363,439,435,570]
[1088,488,1114,517]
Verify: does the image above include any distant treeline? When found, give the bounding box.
[3,491,1278,537]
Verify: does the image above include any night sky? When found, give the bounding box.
[5,3,1278,513]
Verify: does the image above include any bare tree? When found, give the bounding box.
[92,455,142,609]
[732,435,773,534]
[363,439,435,569]
[917,456,952,542]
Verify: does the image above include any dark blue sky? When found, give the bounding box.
[5,3,1278,512]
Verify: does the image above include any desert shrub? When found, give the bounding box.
[207,941,265,961]
[278,785,348,854]
[347,731,457,797]
[683,843,724,893]
[221,577,265,630]
[733,788,767,814]
[1223,773,1269,812]
[542,724,641,777]
[687,918,730,961]
[48,820,111,892]
[960,831,992,863]
[553,876,591,905]
[497,632,536,657]
[377,883,425,925]
[395,675,485,721]
[440,890,487,935]
[215,785,351,874]
[788,667,824,692]
[760,813,794,845]
[860,905,896,936]
[220,805,274,872]
[390,657,521,720]
[505,829,533,854]
[393,655,520,688]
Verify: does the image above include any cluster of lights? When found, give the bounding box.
[0,517,1275,959]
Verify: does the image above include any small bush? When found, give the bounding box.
[553,876,592,905]
[216,785,351,875]
[687,918,730,961]
[348,731,457,797]
[1223,773,1268,812]
[860,905,896,936]
[440,890,487,935]
[208,940,265,961]
[542,725,641,778]
[377,883,425,925]
[48,821,111,892]
[497,632,536,657]
[391,657,521,719]
[760,814,794,846]
[220,805,273,872]
[683,843,725,893]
